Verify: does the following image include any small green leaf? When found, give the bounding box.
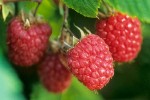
[2,5,10,21]
[1,1,15,20]
[6,3,15,15]
[107,0,150,23]
[63,0,100,18]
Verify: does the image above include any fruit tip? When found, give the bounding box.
[93,90,99,94]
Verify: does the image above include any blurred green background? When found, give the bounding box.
[0,0,150,100]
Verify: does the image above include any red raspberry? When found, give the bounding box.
[38,53,71,93]
[96,12,142,62]
[67,34,114,90]
[7,16,52,67]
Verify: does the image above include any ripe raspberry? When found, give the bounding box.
[67,34,114,90]
[96,12,142,62]
[38,53,71,93]
[7,16,52,67]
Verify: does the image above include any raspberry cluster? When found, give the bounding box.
[6,11,142,93]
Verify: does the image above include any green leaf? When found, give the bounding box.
[0,49,25,100]
[2,5,9,20]
[63,0,100,18]
[61,77,104,100]
[107,0,150,23]
[18,1,36,13]
[37,0,63,39]
[0,0,15,20]
[31,83,61,100]
[31,77,103,100]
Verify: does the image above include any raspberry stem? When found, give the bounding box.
[59,5,69,44]
[59,5,73,51]
[101,0,112,14]
[98,0,115,19]
[33,0,42,16]
[98,12,107,18]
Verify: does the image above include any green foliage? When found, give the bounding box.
[142,23,150,37]
[0,0,150,99]
[18,0,63,39]
[61,77,103,100]
[0,49,25,100]
[107,0,150,23]
[0,17,8,52]
[0,0,15,20]
[37,0,63,39]
[31,77,103,100]
[31,83,61,100]
[136,38,150,65]
[63,0,100,18]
